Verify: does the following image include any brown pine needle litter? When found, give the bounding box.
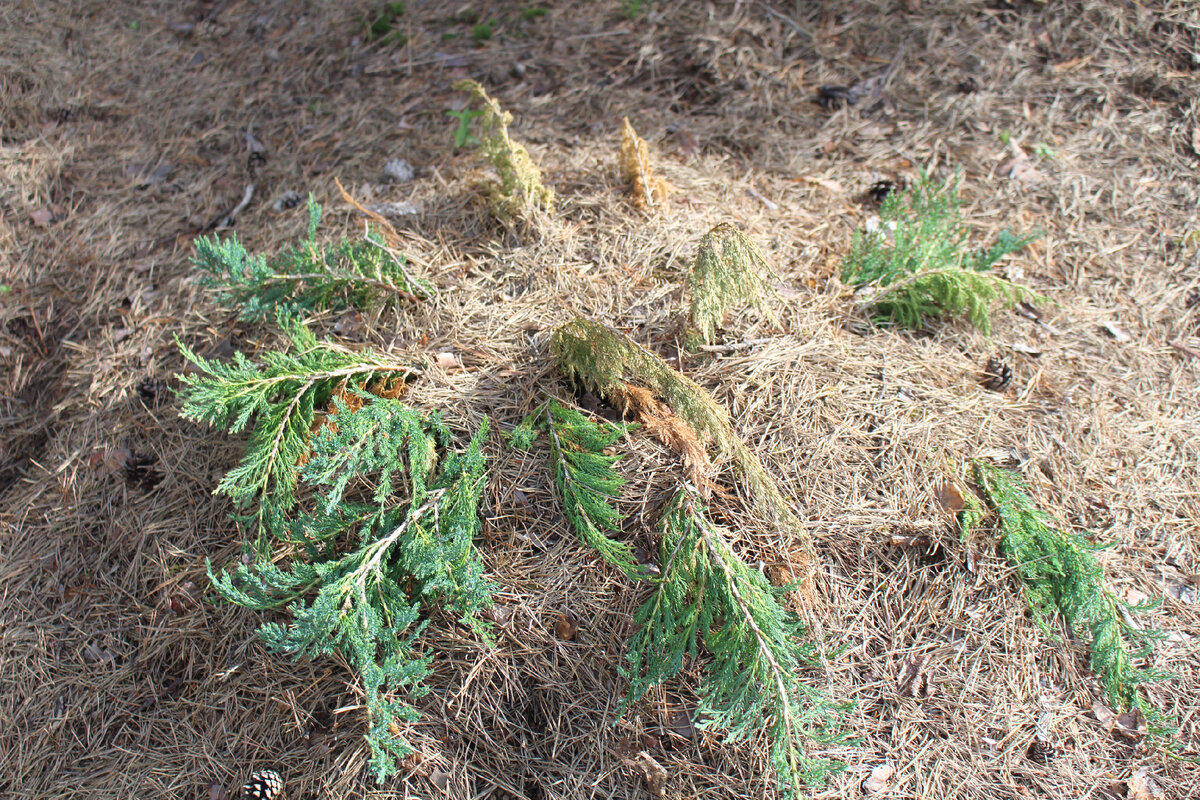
[2,2,1199,799]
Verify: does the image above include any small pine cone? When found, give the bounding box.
[980,356,1012,392]
[241,770,284,800]
[869,179,897,204]
[1026,738,1057,763]
[816,84,856,109]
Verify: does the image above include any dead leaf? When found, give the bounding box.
[667,705,695,739]
[1191,122,1200,157]
[333,310,362,339]
[1093,700,1117,729]
[146,163,174,185]
[633,752,668,797]
[1099,321,1132,342]
[791,175,845,194]
[428,769,450,792]
[1010,342,1043,356]
[207,782,228,800]
[554,610,579,640]
[1114,708,1147,742]
[1128,766,1162,800]
[935,482,966,513]
[30,207,55,226]
[82,640,118,665]
[864,763,895,794]
[435,352,459,370]
[998,145,1044,184]
[164,580,201,614]
[1166,583,1196,603]
[674,126,699,159]
[482,604,511,625]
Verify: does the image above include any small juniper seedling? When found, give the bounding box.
[687,223,780,346]
[842,171,1042,333]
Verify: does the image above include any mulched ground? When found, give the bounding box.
[2,1,1198,798]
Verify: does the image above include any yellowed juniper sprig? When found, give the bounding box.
[453,79,553,223]
[193,195,431,322]
[688,223,780,345]
[618,117,673,212]
[970,462,1169,726]
[842,172,1041,333]
[623,488,850,797]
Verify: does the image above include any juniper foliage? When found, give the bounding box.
[688,223,780,345]
[551,318,813,565]
[193,196,430,321]
[176,317,418,545]
[516,401,640,577]
[619,117,673,212]
[209,396,494,782]
[453,79,554,222]
[971,462,1167,716]
[624,489,849,796]
[842,172,1041,333]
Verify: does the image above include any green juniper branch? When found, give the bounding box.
[206,390,495,782]
[842,172,1042,333]
[970,462,1168,723]
[551,318,814,570]
[193,195,431,322]
[176,317,419,546]
[513,401,640,577]
[623,488,849,796]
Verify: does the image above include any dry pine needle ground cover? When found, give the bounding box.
[2,1,1199,798]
